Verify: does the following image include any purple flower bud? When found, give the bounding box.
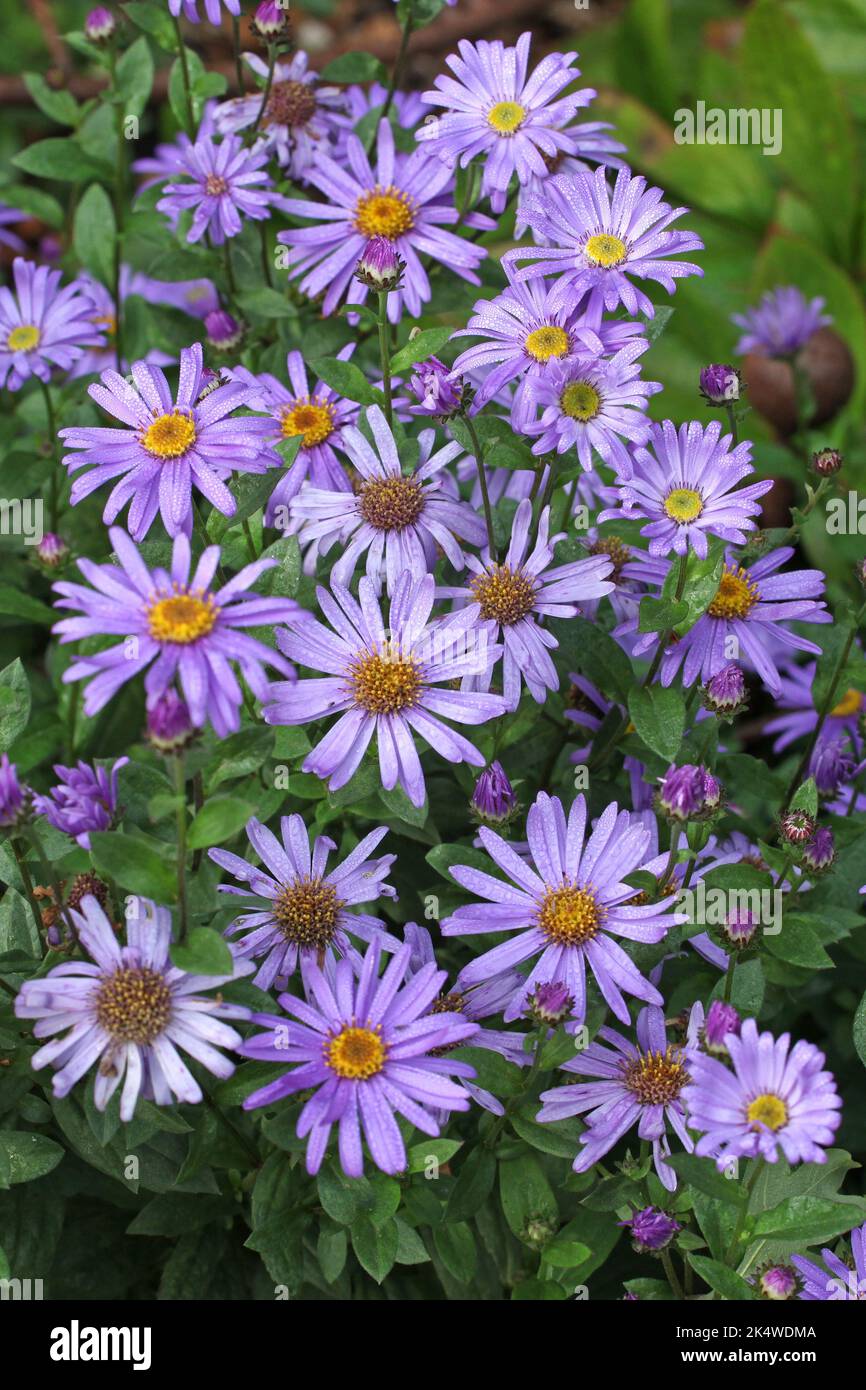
[702,662,747,717]
[622,1290,639,1300]
[620,1207,681,1253]
[253,1,287,38]
[699,364,740,405]
[525,981,574,1026]
[810,738,855,798]
[0,754,26,829]
[723,907,758,950]
[470,761,517,826]
[702,770,722,811]
[657,764,720,821]
[779,807,816,846]
[812,447,842,477]
[36,532,69,569]
[801,826,835,875]
[758,1264,798,1300]
[204,308,244,352]
[354,236,403,292]
[38,233,63,264]
[703,999,741,1054]
[409,356,464,418]
[34,758,127,850]
[85,7,116,42]
[146,691,194,754]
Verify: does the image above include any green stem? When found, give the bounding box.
[174,753,189,945]
[461,412,497,560]
[660,1247,685,1300]
[380,0,415,127]
[252,42,276,133]
[242,518,258,563]
[724,401,738,448]
[643,550,689,688]
[108,46,126,371]
[724,1158,766,1266]
[258,220,273,287]
[231,14,245,95]
[657,822,681,895]
[39,379,60,532]
[377,291,393,426]
[66,678,79,762]
[12,838,44,939]
[722,951,736,1004]
[171,15,196,136]
[223,238,238,299]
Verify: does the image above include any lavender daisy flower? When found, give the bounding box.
[0,203,25,253]
[131,103,217,198]
[213,51,349,178]
[263,571,507,807]
[649,548,831,694]
[238,941,478,1176]
[438,499,615,709]
[504,166,704,319]
[524,341,661,471]
[599,420,772,558]
[35,757,128,850]
[416,33,594,213]
[792,1222,866,1301]
[278,119,490,323]
[209,815,400,989]
[157,133,281,244]
[764,661,863,753]
[289,405,485,593]
[52,527,297,737]
[683,1018,842,1169]
[537,1003,702,1190]
[0,258,104,390]
[169,0,240,24]
[441,791,685,1026]
[14,894,252,1121]
[732,286,831,357]
[59,343,277,540]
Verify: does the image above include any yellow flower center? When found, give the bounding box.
[326,1025,387,1080]
[355,185,415,240]
[487,101,527,134]
[664,487,704,523]
[95,966,172,1045]
[142,411,197,460]
[537,884,602,946]
[350,645,421,715]
[707,565,760,621]
[357,476,425,532]
[147,591,217,645]
[560,380,601,421]
[584,233,628,268]
[470,564,537,625]
[281,399,335,448]
[205,174,229,196]
[525,325,570,362]
[7,323,40,352]
[747,1092,788,1132]
[273,877,342,949]
[623,1047,689,1105]
[831,688,862,718]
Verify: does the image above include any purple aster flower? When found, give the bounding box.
[757,1265,799,1300]
[621,1206,681,1253]
[703,662,748,718]
[288,405,484,593]
[252,1,286,38]
[523,341,661,471]
[810,737,855,798]
[146,689,194,753]
[59,343,277,540]
[438,499,615,709]
[765,661,863,753]
[209,815,400,989]
[802,827,836,875]
[703,1000,741,1054]
[408,357,463,418]
[525,980,573,1027]
[355,236,404,292]
[277,119,490,323]
[441,791,684,1026]
[157,132,281,244]
[514,120,628,238]
[85,7,115,41]
[238,940,478,1176]
[132,104,217,199]
[0,258,104,390]
[416,33,594,213]
[263,572,508,808]
[169,0,240,24]
[536,1003,701,1189]
[683,1017,843,1168]
[599,420,772,558]
[505,165,704,318]
[732,286,831,357]
[0,203,25,254]
[471,761,517,827]
[792,1222,866,1301]
[213,51,349,179]
[0,754,26,829]
[52,527,297,737]
[657,763,718,821]
[14,894,252,1120]
[647,548,831,694]
[699,363,740,405]
[35,757,128,850]
[205,307,244,352]
[228,347,357,526]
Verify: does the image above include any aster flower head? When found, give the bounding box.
[85,7,116,42]
[278,119,490,323]
[702,662,748,719]
[263,571,508,808]
[287,406,485,594]
[238,941,478,1176]
[504,166,704,319]
[205,307,244,352]
[732,286,831,357]
[209,815,400,990]
[52,527,297,737]
[699,363,740,405]
[801,826,835,875]
[779,807,816,846]
[525,980,573,1027]
[0,755,27,829]
[35,757,128,850]
[792,1221,866,1301]
[523,341,661,471]
[621,1206,681,1253]
[442,791,685,1027]
[157,133,281,244]
[35,532,70,571]
[14,894,252,1121]
[169,0,241,24]
[439,499,614,709]
[599,419,772,559]
[657,763,719,821]
[537,1003,702,1189]
[416,33,594,213]
[514,119,628,239]
[253,1,287,37]
[721,907,759,952]
[812,447,843,478]
[213,51,349,178]
[471,761,518,828]
[683,1017,842,1169]
[408,357,464,418]
[59,343,277,540]
[146,689,194,753]
[703,1000,741,1055]
[764,661,864,753]
[355,236,404,292]
[810,738,855,798]
[757,1265,799,1300]
[0,258,105,390]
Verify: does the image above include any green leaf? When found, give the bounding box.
[309,357,381,406]
[350,1215,397,1283]
[116,35,154,117]
[663,540,726,636]
[13,138,105,182]
[124,0,180,50]
[426,841,492,883]
[433,1221,477,1283]
[317,1223,348,1283]
[665,1153,747,1206]
[789,777,818,819]
[186,796,254,851]
[499,1154,558,1244]
[543,1237,592,1269]
[169,927,233,977]
[236,287,299,321]
[547,616,634,704]
[627,685,686,762]
[764,913,834,969]
[751,1196,866,1245]
[855,991,866,1069]
[407,1139,462,1174]
[74,183,116,286]
[451,1046,524,1098]
[445,1147,496,1223]
[637,595,689,634]
[90,831,177,901]
[22,73,79,126]
[389,328,453,374]
[321,52,388,84]
[0,659,31,752]
[688,1253,755,1301]
[0,587,54,626]
[0,1131,63,1188]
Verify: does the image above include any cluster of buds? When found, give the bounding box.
[656,763,723,823]
[354,237,405,293]
[701,663,748,720]
[470,761,519,829]
[146,690,196,755]
[699,363,741,405]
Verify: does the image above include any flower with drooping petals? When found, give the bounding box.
[621,1206,681,1253]
[35,757,129,850]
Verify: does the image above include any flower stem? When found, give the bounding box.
[231,14,245,96]
[223,238,238,299]
[460,412,497,561]
[39,379,61,531]
[724,1157,765,1267]
[252,42,276,134]
[380,0,415,127]
[376,291,393,426]
[171,15,196,136]
[722,952,736,1004]
[643,549,689,688]
[12,837,44,939]
[108,45,126,371]
[660,1247,685,1300]
[173,753,189,945]
[724,401,738,448]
